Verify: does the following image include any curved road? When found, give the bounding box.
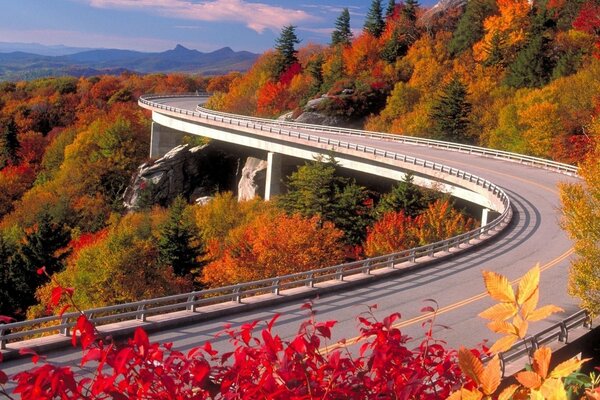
[1,97,580,378]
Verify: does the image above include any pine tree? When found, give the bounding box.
[274,25,301,77]
[386,0,397,19]
[331,8,353,47]
[0,235,35,317]
[430,76,472,143]
[504,5,554,88]
[403,0,419,23]
[20,210,71,276]
[381,27,408,63]
[158,196,202,277]
[482,32,506,67]
[449,0,498,56]
[278,155,372,246]
[375,173,427,218]
[0,118,19,168]
[364,0,385,38]
[307,53,325,94]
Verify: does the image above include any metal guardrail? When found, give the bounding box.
[490,310,593,377]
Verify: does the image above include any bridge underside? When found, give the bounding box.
[150,112,498,215]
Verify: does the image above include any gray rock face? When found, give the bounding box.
[237,157,268,201]
[123,143,240,210]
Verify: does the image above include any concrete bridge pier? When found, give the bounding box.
[150,122,188,158]
[265,152,282,200]
[481,208,490,226]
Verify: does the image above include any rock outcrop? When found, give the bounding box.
[237,157,267,201]
[123,143,241,210]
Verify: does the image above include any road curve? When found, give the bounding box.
[0,96,581,378]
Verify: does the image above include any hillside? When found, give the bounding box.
[0,44,259,80]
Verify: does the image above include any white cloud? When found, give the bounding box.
[86,0,319,33]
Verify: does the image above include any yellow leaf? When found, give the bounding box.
[489,335,518,355]
[483,270,516,303]
[480,355,502,395]
[532,347,552,379]
[458,346,484,384]
[549,357,590,379]
[540,377,567,400]
[447,390,463,400]
[516,264,540,305]
[498,384,519,400]
[530,389,545,400]
[520,287,539,319]
[446,388,484,400]
[479,302,518,321]
[527,305,564,322]
[513,314,529,338]
[487,320,517,335]
[516,370,543,389]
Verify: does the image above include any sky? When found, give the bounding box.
[0,0,438,54]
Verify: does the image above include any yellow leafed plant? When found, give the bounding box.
[448,265,591,399]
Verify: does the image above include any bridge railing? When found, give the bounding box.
[483,310,592,377]
[188,100,577,176]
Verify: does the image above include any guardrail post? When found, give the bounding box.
[232,286,242,303]
[273,280,280,295]
[337,267,344,281]
[559,322,568,342]
[136,305,146,322]
[410,251,416,263]
[306,273,314,288]
[186,294,196,312]
[363,262,371,275]
[0,327,6,350]
[60,316,71,337]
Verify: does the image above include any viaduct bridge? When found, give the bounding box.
[0,94,592,379]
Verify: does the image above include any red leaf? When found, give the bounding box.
[19,348,45,364]
[267,313,280,331]
[36,266,46,275]
[81,348,102,366]
[51,287,63,307]
[421,306,436,313]
[58,304,71,318]
[0,315,15,324]
[0,370,7,385]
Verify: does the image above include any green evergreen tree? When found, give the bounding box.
[504,6,554,88]
[402,0,420,23]
[274,25,301,77]
[20,210,71,276]
[364,0,385,38]
[0,235,35,317]
[386,0,397,19]
[331,8,353,47]
[482,32,506,67]
[375,173,428,218]
[158,196,202,277]
[449,0,498,56]
[0,118,19,168]
[430,76,472,143]
[307,53,325,95]
[278,155,372,246]
[381,27,408,63]
[552,50,583,80]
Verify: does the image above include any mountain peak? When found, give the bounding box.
[173,44,191,52]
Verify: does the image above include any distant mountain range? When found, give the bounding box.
[0,43,259,81]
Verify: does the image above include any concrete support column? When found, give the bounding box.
[481,208,490,227]
[265,152,282,200]
[150,122,161,158]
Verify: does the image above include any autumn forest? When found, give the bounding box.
[1,0,599,327]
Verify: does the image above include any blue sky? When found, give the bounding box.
[0,0,438,53]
